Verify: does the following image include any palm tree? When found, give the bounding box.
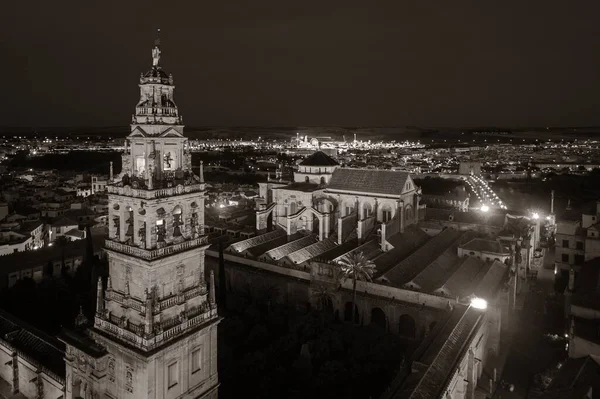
[338,252,376,324]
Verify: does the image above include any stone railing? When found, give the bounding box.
[107,182,204,199]
[105,291,144,312]
[95,308,218,351]
[105,235,209,260]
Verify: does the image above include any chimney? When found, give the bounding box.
[199,160,205,183]
[96,277,104,316]
[209,270,216,306]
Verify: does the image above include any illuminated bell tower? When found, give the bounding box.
[62,34,219,399]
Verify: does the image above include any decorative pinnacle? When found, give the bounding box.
[199,160,205,183]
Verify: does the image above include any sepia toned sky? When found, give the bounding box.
[2,0,600,128]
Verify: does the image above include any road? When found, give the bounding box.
[493,248,566,399]
[466,175,507,210]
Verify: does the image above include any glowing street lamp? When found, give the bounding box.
[532,212,539,220]
[480,205,490,212]
[470,297,488,310]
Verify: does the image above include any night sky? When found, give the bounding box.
[2,1,600,128]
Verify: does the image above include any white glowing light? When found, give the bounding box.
[480,205,490,212]
[532,213,539,219]
[470,297,488,310]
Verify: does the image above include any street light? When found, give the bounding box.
[532,212,539,219]
[470,297,488,310]
[480,205,490,212]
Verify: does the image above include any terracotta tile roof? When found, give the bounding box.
[0,309,65,380]
[327,168,411,196]
[333,238,381,263]
[275,182,321,193]
[460,238,510,255]
[299,151,339,166]
[406,306,483,399]
[434,256,487,299]
[316,237,359,262]
[408,251,462,293]
[473,260,509,299]
[380,228,462,286]
[405,231,477,292]
[262,234,318,261]
[286,237,338,265]
[373,225,431,274]
[246,233,304,258]
[50,216,79,227]
[227,229,285,254]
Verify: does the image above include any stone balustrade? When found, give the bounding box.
[95,308,218,351]
[105,235,209,261]
[107,182,204,199]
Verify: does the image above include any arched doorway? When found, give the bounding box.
[371,308,387,330]
[398,314,416,338]
[313,214,320,235]
[344,302,359,323]
[266,212,273,231]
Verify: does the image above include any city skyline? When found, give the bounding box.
[3,1,600,128]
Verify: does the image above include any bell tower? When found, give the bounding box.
[61,32,219,399]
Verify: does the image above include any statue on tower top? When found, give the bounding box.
[152,29,161,66]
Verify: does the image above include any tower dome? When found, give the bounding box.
[132,30,182,130]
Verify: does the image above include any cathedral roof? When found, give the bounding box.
[327,168,410,196]
[299,151,339,166]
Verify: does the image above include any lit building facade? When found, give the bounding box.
[60,39,219,399]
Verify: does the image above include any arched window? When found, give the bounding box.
[371,308,387,330]
[398,314,416,338]
[381,205,392,223]
[173,206,183,237]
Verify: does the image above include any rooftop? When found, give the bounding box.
[425,208,506,228]
[327,168,411,196]
[275,182,322,193]
[539,356,600,399]
[460,238,510,254]
[299,151,339,166]
[0,234,105,274]
[380,228,463,286]
[0,309,65,381]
